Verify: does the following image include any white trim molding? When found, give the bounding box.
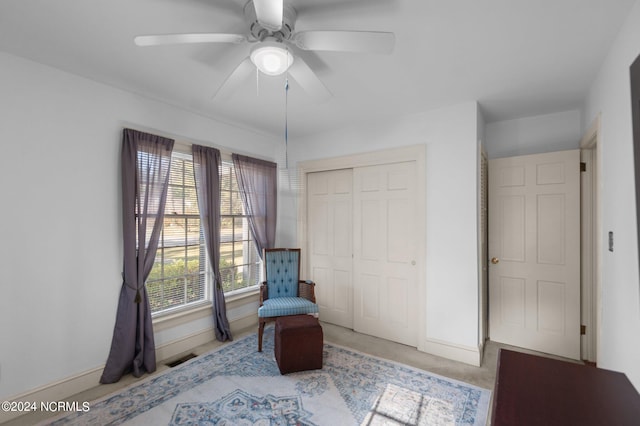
[579,113,602,364]
[420,337,482,367]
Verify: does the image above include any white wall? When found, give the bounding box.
[583,0,640,389]
[484,109,582,159]
[285,102,482,361]
[0,52,280,400]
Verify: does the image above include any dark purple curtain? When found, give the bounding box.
[232,154,277,257]
[100,129,174,384]
[193,145,232,341]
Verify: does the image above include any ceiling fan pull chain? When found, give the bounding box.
[284,77,289,169]
[256,66,260,96]
[283,46,292,169]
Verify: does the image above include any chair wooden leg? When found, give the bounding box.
[258,320,265,352]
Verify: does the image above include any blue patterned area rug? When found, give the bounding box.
[44,328,491,425]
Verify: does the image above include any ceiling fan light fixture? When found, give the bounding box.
[250,42,294,76]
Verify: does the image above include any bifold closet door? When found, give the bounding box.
[307,169,354,329]
[353,161,418,347]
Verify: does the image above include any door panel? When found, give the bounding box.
[499,277,525,327]
[501,195,526,261]
[307,169,353,328]
[537,194,565,264]
[489,150,580,359]
[353,162,418,346]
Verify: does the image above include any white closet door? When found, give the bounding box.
[489,150,580,360]
[307,169,354,328]
[353,161,418,346]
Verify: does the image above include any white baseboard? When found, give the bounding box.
[0,366,105,424]
[0,314,258,424]
[420,337,482,367]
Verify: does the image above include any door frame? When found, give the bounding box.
[297,145,426,342]
[580,114,602,363]
[478,146,489,347]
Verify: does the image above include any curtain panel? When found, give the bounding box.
[193,144,233,341]
[101,129,174,384]
[232,154,277,257]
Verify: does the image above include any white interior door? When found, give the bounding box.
[489,150,580,359]
[307,169,354,328]
[353,161,418,347]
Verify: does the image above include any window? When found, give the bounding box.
[147,152,207,314]
[147,152,261,315]
[219,160,261,294]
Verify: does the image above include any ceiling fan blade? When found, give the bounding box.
[293,31,395,54]
[134,33,247,47]
[252,0,283,31]
[287,56,331,101]
[296,0,394,17]
[213,57,255,100]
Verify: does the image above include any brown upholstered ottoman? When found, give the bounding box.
[274,315,323,374]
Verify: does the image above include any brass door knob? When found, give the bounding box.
[491,257,500,264]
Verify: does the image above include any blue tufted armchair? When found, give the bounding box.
[257,248,318,351]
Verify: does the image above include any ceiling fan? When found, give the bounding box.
[134,0,395,100]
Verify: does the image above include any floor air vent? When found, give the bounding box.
[166,353,197,368]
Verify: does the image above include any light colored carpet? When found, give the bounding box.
[41,327,491,425]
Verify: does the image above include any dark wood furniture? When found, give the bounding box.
[274,314,323,374]
[492,349,640,425]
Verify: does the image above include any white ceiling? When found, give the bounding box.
[0,0,636,138]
